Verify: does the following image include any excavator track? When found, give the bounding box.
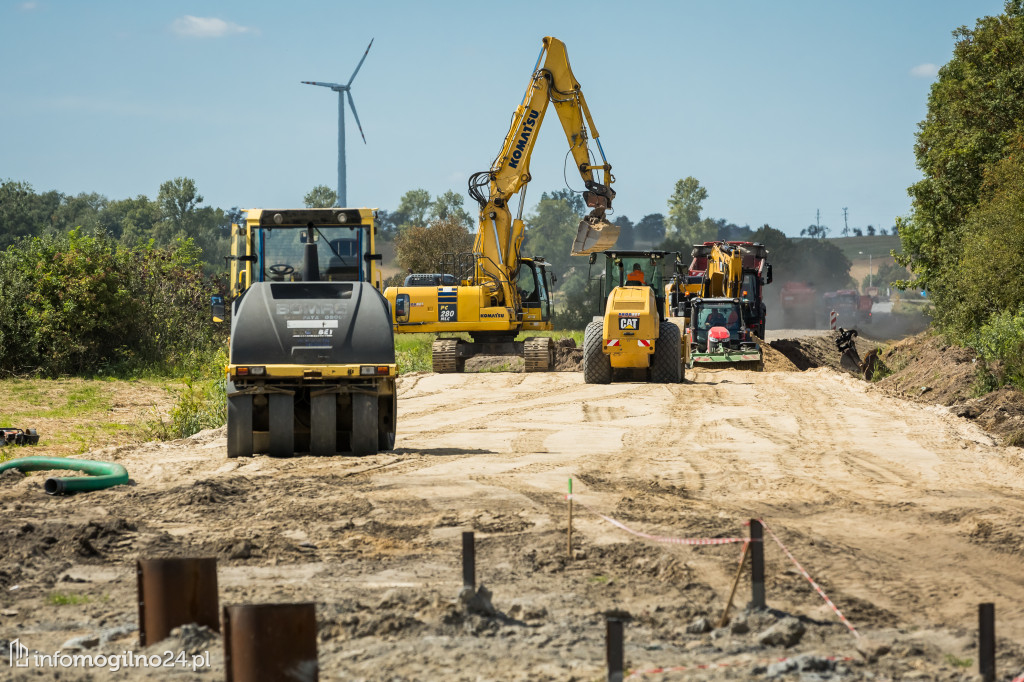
[523,337,555,372]
[432,339,464,373]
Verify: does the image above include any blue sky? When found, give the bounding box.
[0,1,1007,237]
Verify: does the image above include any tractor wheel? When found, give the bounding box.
[651,321,682,383]
[582,320,612,384]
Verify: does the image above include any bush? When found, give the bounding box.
[969,307,1024,390]
[0,228,222,376]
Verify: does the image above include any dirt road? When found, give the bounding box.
[3,364,1024,680]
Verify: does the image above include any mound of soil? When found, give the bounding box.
[553,338,582,371]
[873,332,1024,445]
[759,339,799,372]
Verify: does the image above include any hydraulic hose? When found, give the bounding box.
[0,456,129,495]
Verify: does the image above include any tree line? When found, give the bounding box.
[895,0,1024,389]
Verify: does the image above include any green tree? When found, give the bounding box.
[898,2,1024,320]
[155,177,204,243]
[392,188,433,231]
[613,214,635,249]
[304,185,338,208]
[106,195,161,243]
[393,215,474,274]
[430,190,474,229]
[951,152,1024,331]
[522,190,585,278]
[634,213,665,247]
[663,177,717,251]
[0,179,61,249]
[751,224,851,291]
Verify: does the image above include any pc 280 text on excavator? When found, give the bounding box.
[384,36,619,372]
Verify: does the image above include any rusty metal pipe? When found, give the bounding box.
[136,557,219,646]
[224,603,318,682]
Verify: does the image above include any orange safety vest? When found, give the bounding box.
[626,270,645,284]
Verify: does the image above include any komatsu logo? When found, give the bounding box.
[508,109,540,169]
[276,302,346,317]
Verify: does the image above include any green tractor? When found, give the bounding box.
[685,297,764,371]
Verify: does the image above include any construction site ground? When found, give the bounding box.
[2,329,1024,681]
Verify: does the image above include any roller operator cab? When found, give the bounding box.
[219,208,397,458]
[582,250,684,384]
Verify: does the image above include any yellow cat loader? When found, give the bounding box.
[216,208,396,458]
[583,251,685,384]
[384,36,619,372]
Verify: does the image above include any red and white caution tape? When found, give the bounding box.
[759,518,860,639]
[1011,674,1023,682]
[569,497,753,546]
[627,655,854,678]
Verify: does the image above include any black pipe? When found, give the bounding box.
[302,223,319,282]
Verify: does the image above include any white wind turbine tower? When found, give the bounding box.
[301,39,373,207]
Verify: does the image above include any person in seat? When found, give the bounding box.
[705,308,727,327]
[626,263,646,285]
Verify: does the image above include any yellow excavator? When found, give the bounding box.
[384,36,619,372]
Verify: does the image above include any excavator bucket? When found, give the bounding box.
[571,213,620,255]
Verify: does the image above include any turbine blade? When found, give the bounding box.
[347,91,366,144]
[302,81,344,89]
[346,38,374,87]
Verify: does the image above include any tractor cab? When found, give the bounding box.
[688,297,758,352]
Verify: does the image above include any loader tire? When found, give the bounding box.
[651,321,682,383]
[583,320,611,384]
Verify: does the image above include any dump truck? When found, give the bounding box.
[217,208,396,458]
[779,281,817,328]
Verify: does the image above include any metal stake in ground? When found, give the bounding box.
[979,602,995,682]
[749,519,766,610]
[136,557,219,646]
[462,531,475,589]
[567,478,573,559]
[606,615,624,682]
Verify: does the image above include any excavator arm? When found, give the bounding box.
[467,37,619,308]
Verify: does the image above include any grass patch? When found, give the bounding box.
[943,653,972,668]
[1004,429,1024,448]
[478,362,512,373]
[394,331,583,375]
[144,349,228,440]
[47,592,91,606]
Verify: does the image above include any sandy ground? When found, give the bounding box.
[3,351,1024,680]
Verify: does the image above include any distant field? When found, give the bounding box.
[828,235,902,260]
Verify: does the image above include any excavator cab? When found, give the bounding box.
[516,259,555,324]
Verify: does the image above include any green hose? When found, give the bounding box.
[0,456,129,495]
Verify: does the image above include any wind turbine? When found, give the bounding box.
[302,39,373,207]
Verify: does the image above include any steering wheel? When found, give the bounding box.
[268,264,294,277]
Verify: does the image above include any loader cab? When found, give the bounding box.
[589,250,675,320]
